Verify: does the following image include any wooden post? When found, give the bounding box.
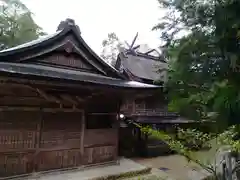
[35,110,42,149]
[33,109,42,172]
[115,113,120,165]
[132,97,135,114]
[80,110,85,165]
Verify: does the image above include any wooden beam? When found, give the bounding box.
[0,107,83,112]
[75,96,84,102]
[0,96,49,106]
[144,49,155,55]
[0,82,35,90]
[80,110,85,157]
[0,77,121,94]
[0,83,39,97]
[130,32,138,49]
[0,107,40,111]
[33,112,42,172]
[85,92,105,100]
[133,45,140,50]
[88,113,117,115]
[36,88,63,108]
[0,77,99,91]
[59,94,78,105]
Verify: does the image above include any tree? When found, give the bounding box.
[0,0,45,50]
[100,32,124,66]
[152,0,240,128]
[137,1,240,179]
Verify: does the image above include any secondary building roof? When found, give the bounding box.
[115,45,168,83]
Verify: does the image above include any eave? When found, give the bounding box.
[0,25,125,79]
[0,62,162,90]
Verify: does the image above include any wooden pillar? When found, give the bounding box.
[33,109,42,172]
[115,113,120,164]
[80,110,85,164]
[132,98,136,114]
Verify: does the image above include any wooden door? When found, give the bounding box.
[36,112,82,171]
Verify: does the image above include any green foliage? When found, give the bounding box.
[135,122,239,180]
[217,125,240,152]
[151,1,240,178]
[100,32,124,66]
[0,0,45,50]
[154,0,240,127]
[176,128,212,150]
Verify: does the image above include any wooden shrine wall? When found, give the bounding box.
[0,83,119,177]
[0,111,82,177]
[83,129,118,165]
[0,110,83,177]
[0,111,119,177]
[37,112,82,171]
[0,111,38,177]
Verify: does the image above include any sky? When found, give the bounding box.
[22,0,166,55]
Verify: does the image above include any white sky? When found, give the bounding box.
[22,0,166,55]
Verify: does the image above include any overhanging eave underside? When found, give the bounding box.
[0,62,161,89]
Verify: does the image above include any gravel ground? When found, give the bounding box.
[132,155,210,180]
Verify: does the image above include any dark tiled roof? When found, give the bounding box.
[0,19,163,90]
[0,31,62,54]
[122,53,168,81]
[0,62,161,89]
[0,23,124,79]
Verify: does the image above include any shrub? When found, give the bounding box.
[176,128,212,150]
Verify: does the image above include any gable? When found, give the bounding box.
[0,24,123,78]
[34,52,99,73]
[19,37,107,75]
[39,54,91,69]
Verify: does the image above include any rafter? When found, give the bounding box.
[130,32,138,49]
[36,88,62,108]
[144,49,156,55]
[75,96,85,102]
[133,45,140,50]
[59,94,78,105]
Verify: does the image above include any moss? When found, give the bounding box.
[91,167,152,180]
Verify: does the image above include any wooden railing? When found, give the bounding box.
[133,108,178,117]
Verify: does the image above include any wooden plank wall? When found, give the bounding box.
[0,83,119,177]
[83,129,118,165]
[0,111,39,177]
[0,111,119,177]
[0,110,83,177]
[37,111,82,171]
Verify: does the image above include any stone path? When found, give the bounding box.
[17,154,227,180]
[132,155,210,180]
[22,158,157,180]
